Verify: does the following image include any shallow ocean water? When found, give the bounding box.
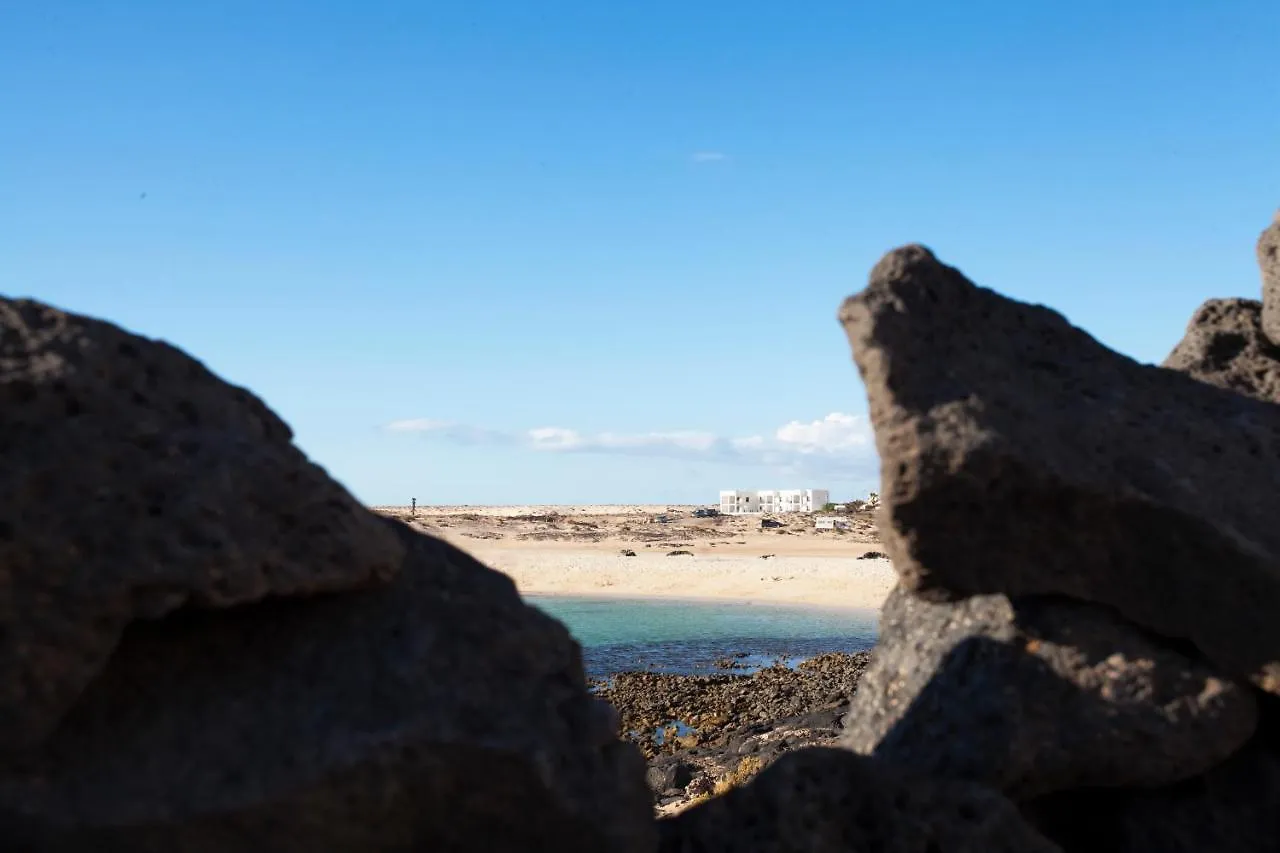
[527,595,878,678]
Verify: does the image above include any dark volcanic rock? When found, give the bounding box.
[655,706,854,801]
[838,245,1280,695]
[648,760,696,796]
[0,520,655,853]
[0,298,406,749]
[658,748,1062,853]
[843,587,1256,797]
[1023,718,1280,852]
[1261,211,1280,345]
[597,653,871,759]
[1163,298,1280,403]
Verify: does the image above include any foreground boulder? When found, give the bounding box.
[1260,212,1280,344]
[658,748,1061,852]
[1162,298,1280,403]
[0,298,655,851]
[843,587,1256,797]
[1022,719,1280,852]
[0,520,656,852]
[0,298,405,749]
[838,245,1280,695]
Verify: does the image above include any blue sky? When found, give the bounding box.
[3,1,1278,506]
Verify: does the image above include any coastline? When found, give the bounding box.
[522,590,881,615]
[382,505,890,814]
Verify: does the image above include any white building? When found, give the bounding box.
[719,489,830,515]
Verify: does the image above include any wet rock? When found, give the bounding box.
[1261,211,1280,345]
[0,298,405,749]
[621,549,638,556]
[1162,298,1280,403]
[667,550,693,557]
[658,748,1062,853]
[858,551,888,560]
[0,521,656,852]
[597,653,870,759]
[843,587,1256,797]
[838,244,1280,695]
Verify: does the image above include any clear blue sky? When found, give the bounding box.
[3,1,1278,506]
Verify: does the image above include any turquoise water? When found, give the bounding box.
[528,595,878,678]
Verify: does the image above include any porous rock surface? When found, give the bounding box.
[0,299,655,852]
[1023,709,1280,853]
[657,748,1062,853]
[838,244,1280,695]
[843,586,1257,797]
[0,298,406,749]
[1260,211,1280,345]
[1162,298,1280,403]
[0,522,655,851]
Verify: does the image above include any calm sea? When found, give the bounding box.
[527,595,878,678]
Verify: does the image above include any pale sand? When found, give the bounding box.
[370,504,698,518]
[374,504,894,610]
[467,546,896,611]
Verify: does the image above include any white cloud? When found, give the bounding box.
[528,427,584,451]
[774,413,873,454]
[691,151,728,163]
[384,412,876,480]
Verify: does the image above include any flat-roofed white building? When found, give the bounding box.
[719,489,830,515]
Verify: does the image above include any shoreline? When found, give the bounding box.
[520,589,882,616]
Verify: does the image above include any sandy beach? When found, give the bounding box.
[373,504,896,611]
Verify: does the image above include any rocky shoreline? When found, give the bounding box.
[4,213,1279,849]
[593,652,872,812]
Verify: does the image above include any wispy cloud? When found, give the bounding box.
[385,418,450,433]
[385,419,515,446]
[691,151,728,163]
[384,412,877,480]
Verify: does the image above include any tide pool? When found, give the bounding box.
[527,595,878,678]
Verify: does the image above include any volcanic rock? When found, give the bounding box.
[648,760,696,796]
[838,245,1280,695]
[657,748,1062,853]
[0,297,405,749]
[1023,718,1280,852]
[1260,211,1280,345]
[1163,298,1280,403]
[596,653,870,759]
[843,587,1256,797]
[0,520,655,852]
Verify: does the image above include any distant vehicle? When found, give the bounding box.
[692,507,719,518]
[760,518,783,528]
